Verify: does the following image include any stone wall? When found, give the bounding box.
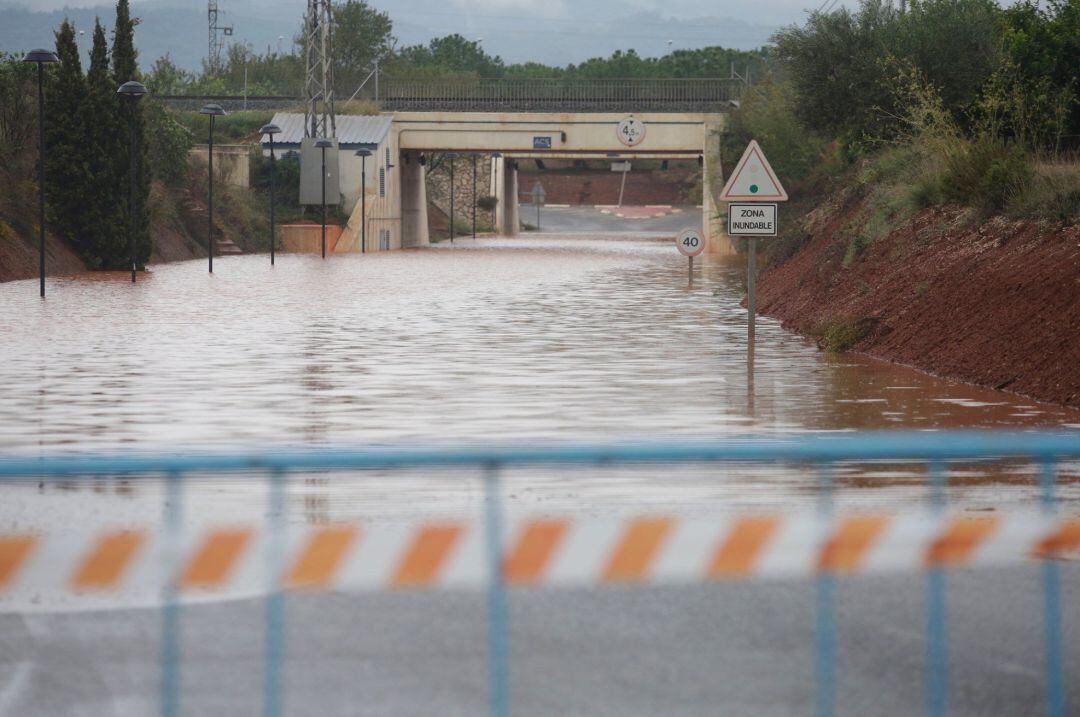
[425,154,494,228]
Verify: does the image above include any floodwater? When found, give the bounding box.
[1,233,1079,526]
[3,234,1077,450]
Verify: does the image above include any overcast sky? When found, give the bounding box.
[9,0,824,26]
[2,0,819,67]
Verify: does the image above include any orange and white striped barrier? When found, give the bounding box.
[1,511,1078,599]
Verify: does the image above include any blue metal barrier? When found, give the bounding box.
[1,430,1077,717]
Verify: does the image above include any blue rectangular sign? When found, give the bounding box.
[533,136,552,150]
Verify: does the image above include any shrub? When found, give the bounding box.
[820,318,868,352]
[843,232,874,266]
[940,138,1032,211]
[477,195,498,211]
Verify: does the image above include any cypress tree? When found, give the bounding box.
[111,0,152,267]
[85,18,126,268]
[45,20,90,258]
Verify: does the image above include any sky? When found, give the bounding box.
[1,0,815,68]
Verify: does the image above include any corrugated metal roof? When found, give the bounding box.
[265,113,392,146]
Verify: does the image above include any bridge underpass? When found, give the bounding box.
[381,111,731,254]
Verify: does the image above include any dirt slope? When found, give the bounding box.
[755,198,1080,407]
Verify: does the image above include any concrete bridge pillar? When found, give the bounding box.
[401,153,430,248]
[491,155,520,236]
[702,120,736,255]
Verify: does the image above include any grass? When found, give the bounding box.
[1009,159,1080,222]
[818,318,868,353]
[171,110,273,144]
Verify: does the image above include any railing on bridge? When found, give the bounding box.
[375,77,744,112]
[159,78,746,114]
[0,431,1076,717]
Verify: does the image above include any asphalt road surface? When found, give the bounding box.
[1,566,1076,716]
[521,205,700,234]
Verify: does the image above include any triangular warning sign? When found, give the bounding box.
[718,140,788,202]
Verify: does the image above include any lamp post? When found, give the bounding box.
[491,152,501,235]
[447,152,457,244]
[23,49,59,298]
[117,80,148,284]
[355,149,371,253]
[315,139,332,259]
[259,123,281,266]
[472,154,477,239]
[199,103,226,273]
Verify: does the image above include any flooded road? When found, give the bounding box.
[1,230,1079,611]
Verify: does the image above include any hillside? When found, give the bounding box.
[754,190,1080,407]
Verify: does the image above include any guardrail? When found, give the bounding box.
[158,78,746,114]
[1,431,1077,717]
[376,77,745,112]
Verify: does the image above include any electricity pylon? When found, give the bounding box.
[304,0,336,139]
[207,0,233,74]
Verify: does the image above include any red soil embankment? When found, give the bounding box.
[0,228,86,283]
[755,200,1080,407]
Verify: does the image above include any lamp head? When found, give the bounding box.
[199,103,226,116]
[116,80,148,98]
[355,148,372,158]
[314,139,333,149]
[23,49,59,64]
[259,123,282,137]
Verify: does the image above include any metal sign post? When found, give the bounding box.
[676,228,705,287]
[718,141,788,367]
[531,182,546,231]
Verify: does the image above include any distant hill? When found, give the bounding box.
[0,0,778,72]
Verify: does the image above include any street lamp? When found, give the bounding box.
[259,123,281,266]
[117,80,148,284]
[471,153,478,239]
[23,48,59,298]
[447,152,458,244]
[315,138,332,259]
[199,103,226,273]
[355,148,371,253]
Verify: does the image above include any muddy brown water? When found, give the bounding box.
[1,234,1078,532]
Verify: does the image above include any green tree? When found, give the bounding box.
[112,0,152,268]
[0,54,36,169]
[773,0,901,143]
[84,18,126,269]
[333,0,395,94]
[45,20,91,257]
[1002,0,1080,140]
[896,0,1002,113]
[393,34,504,78]
[145,54,191,94]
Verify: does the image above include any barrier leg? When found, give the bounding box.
[160,470,183,717]
[926,461,948,717]
[815,463,836,717]
[263,469,287,717]
[484,464,510,717]
[1040,460,1064,717]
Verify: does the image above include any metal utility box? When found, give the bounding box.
[300,138,341,206]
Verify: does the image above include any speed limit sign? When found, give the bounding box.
[676,228,705,257]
